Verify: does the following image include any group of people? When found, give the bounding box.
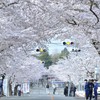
[46,82,76,96]
[46,83,57,95]
[85,79,98,100]
[64,83,76,97]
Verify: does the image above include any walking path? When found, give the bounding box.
[1,86,100,100]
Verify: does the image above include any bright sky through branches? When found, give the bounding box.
[46,39,73,54]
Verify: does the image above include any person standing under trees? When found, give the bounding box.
[84,79,89,100]
[46,83,50,94]
[73,86,76,97]
[0,73,6,97]
[70,84,74,96]
[64,84,68,96]
[88,79,94,100]
[17,85,21,96]
[94,79,98,100]
[70,83,76,97]
[0,79,3,97]
[52,84,57,95]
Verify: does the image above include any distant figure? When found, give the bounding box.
[46,83,50,94]
[64,85,68,96]
[52,84,57,94]
[17,85,21,96]
[73,86,76,97]
[70,85,74,96]
[0,73,6,97]
[94,80,98,100]
[0,79,3,97]
[69,83,76,97]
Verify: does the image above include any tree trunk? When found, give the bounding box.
[9,83,12,96]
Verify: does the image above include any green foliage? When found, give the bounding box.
[36,52,53,69]
[59,48,69,59]
[34,48,69,69]
[51,48,69,64]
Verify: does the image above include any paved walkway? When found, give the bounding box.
[1,87,100,100]
[1,95,85,100]
[30,87,64,95]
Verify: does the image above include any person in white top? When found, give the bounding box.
[17,85,21,96]
[52,84,57,94]
[46,83,50,94]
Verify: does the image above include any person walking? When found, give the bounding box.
[0,79,3,97]
[88,79,94,100]
[70,83,75,96]
[73,86,76,97]
[17,85,21,96]
[0,73,5,97]
[64,84,68,96]
[52,84,57,95]
[94,80,98,100]
[70,85,73,96]
[84,79,89,100]
[46,83,50,94]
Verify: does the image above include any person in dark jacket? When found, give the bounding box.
[53,84,57,95]
[88,79,94,100]
[0,79,3,97]
[84,79,89,100]
[64,85,68,96]
[0,73,6,97]
[70,85,73,96]
[94,80,98,100]
[73,86,76,97]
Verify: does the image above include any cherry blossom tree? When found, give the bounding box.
[49,44,100,85]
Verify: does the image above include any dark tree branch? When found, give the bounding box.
[89,0,99,25]
[66,19,78,25]
[7,1,19,6]
[0,0,19,9]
